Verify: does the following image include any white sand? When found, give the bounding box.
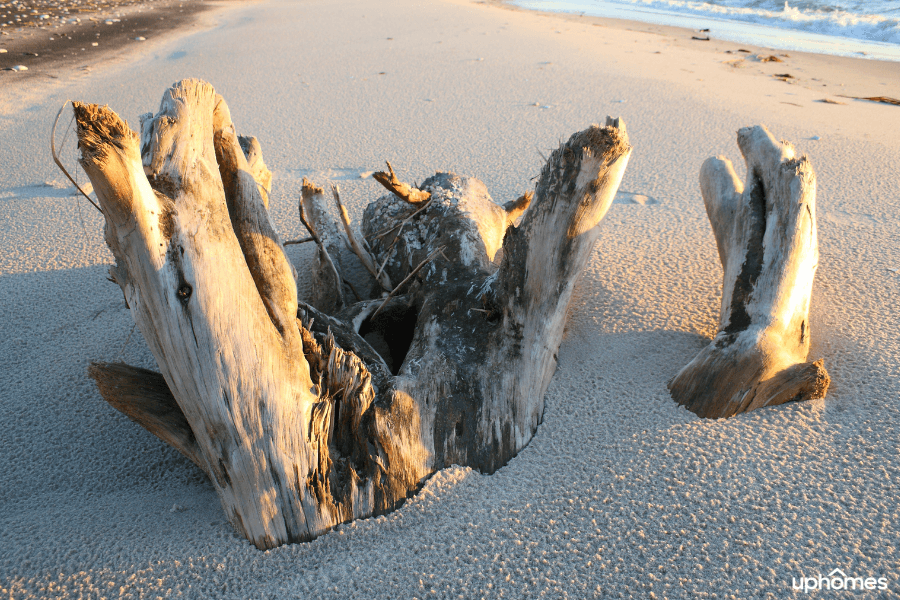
[1,0,899,597]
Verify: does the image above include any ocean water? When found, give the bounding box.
[513,0,900,61]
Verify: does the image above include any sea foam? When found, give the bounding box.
[514,0,900,61]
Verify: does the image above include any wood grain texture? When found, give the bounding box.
[78,80,320,549]
[78,78,632,549]
[669,125,830,419]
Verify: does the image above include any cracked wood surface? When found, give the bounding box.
[77,78,631,548]
[669,125,830,419]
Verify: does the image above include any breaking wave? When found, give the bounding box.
[515,0,900,59]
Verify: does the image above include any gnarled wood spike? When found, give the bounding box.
[300,178,347,313]
[669,125,830,419]
[238,135,273,208]
[495,121,632,321]
[212,95,300,339]
[467,121,632,459]
[77,80,321,550]
[372,161,431,204]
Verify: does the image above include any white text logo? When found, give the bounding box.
[792,569,888,593]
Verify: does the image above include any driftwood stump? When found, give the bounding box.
[76,79,632,549]
[669,125,830,419]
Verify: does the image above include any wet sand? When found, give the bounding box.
[0,0,222,82]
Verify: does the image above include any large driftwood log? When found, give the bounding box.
[75,79,632,549]
[669,126,830,419]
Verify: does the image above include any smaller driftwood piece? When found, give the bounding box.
[669,125,830,419]
[72,78,632,549]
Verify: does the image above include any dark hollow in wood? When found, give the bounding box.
[73,79,632,549]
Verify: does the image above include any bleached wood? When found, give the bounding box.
[76,81,322,549]
[239,135,273,208]
[213,96,299,337]
[299,178,347,312]
[669,125,830,419]
[76,78,631,549]
[332,184,392,291]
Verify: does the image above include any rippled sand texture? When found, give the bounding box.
[0,0,898,597]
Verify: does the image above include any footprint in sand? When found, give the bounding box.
[0,181,89,200]
[613,191,659,206]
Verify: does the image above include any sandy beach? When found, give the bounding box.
[1,0,898,597]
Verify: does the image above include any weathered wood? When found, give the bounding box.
[503,191,532,224]
[372,161,431,204]
[331,184,392,292]
[76,81,322,549]
[213,96,299,337]
[668,125,830,419]
[239,135,273,208]
[300,178,348,312]
[358,120,631,473]
[75,78,631,549]
[88,361,206,474]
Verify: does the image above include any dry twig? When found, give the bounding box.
[372,161,431,204]
[284,237,315,246]
[372,246,444,318]
[51,101,102,213]
[331,184,392,290]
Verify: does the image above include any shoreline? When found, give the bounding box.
[488,0,900,148]
[0,0,898,597]
[493,0,900,94]
[506,0,900,62]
